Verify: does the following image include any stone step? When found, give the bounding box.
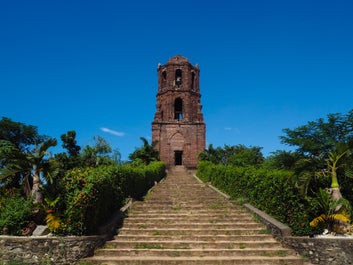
[130,203,244,208]
[141,199,233,204]
[94,248,296,257]
[123,216,254,222]
[82,167,308,265]
[118,228,268,236]
[128,209,248,215]
[126,212,251,218]
[122,222,263,230]
[84,256,305,265]
[104,240,284,249]
[116,234,275,242]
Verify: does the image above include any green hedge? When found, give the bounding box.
[0,193,33,235]
[197,161,319,236]
[60,161,166,235]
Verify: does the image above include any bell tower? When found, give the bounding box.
[152,55,206,168]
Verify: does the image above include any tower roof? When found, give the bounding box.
[167,55,189,64]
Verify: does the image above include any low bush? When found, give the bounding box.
[197,161,320,236]
[57,161,165,235]
[0,192,33,235]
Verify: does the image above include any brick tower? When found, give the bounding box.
[152,55,206,169]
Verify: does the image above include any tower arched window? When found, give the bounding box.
[161,71,167,88]
[191,71,195,90]
[174,98,183,120]
[175,69,182,87]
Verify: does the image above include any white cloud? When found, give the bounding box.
[100,127,125,137]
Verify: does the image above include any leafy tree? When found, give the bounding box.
[0,118,58,200]
[0,138,58,203]
[0,117,47,152]
[198,144,224,164]
[129,137,159,165]
[0,117,49,189]
[81,136,115,167]
[280,111,353,159]
[112,148,122,165]
[225,145,264,167]
[55,130,82,172]
[279,110,353,203]
[199,144,264,167]
[264,150,301,170]
[61,130,81,157]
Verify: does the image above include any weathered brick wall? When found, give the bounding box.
[152,55,206,168]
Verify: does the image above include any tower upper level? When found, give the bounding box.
[153,55,204,124]
[157,55,200,94]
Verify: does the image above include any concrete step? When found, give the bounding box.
[122,222,264,230]
[126,212,252,218]
[94,248,297,257]
[82,166,307,265]
[104,240,285,249]
[118,228,269,236]
[128,209,248,215]
[84,256,305,265]
[123,216,254,222]
[115,234,275,242]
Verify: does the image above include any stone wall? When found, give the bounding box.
[0,235,106,264]
[0,200,132,264]
[284,236,353,265]
[244,203,353,265]
[199,177,353,265]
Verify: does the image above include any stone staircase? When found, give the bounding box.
[83,166,308,265]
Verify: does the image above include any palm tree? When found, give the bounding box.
[29,138,58,203]
[310,188,351,233]
[0,138,57,203]
[324,147,349,201]
[129,137,159,165]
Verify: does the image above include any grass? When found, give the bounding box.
[135,243,164,249]
[239,243,246,249]
[258,228,271,234]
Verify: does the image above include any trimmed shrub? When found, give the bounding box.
[197,161,319,236]
[59,161,166,235]
[0,193,33,235]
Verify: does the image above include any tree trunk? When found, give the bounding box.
[31,172,43,204]
[22,175,31,199]
[330,187,343,212]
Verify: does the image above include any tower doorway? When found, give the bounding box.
[174,151,183,166]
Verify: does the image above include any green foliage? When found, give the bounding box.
[0,116,47,152]
[59,161,166,235]
[0,192,33,235]
[80,136,116,167]
[199,144,264,167]
[61,130,81,157]
[197,161,320,235]
[129,137,160,165]
[310,188,351,232]
[280,111,353,158]
[0,137,58,203]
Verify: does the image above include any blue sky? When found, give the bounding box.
[1,0,353,160]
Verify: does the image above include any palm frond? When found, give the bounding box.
[310,214,327,227]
